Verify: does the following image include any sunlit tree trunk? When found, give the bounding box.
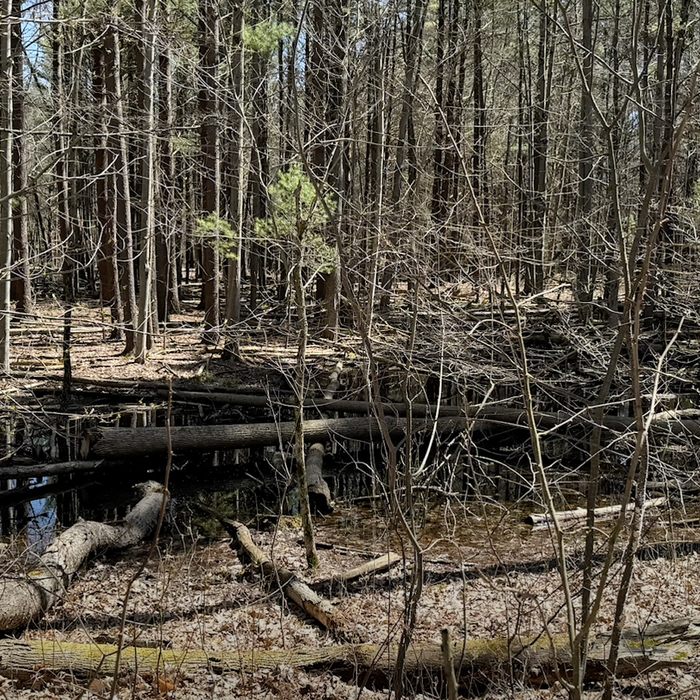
[135,0,158,362]
[380,0,428,306]
[199,0,220,343]
[248,0,269,312]
[575,0,595,317]
[156,0,180,323]
[225,0,244,326]
[93,36,123,333]
[9,0,30,315]
[105,23,137,354]
[0,0,11,371]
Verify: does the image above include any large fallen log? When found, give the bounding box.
[88,417,473,458]
[0,460,103,479]
[525,497,667,529]
[0,481,165,632]
[223,519,346,634]
[37,374,700,437]
[87,407,700,459]
[0,618,695,685]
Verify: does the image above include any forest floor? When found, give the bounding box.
[2,295,700,699]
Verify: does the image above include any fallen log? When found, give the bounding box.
[0,460,103,479]
[332,552,401,583]
[222,519,346,634]
[525,497,667,529]
[39,376,700,438]
[0,618,694,685]
[0,481,165,632]
[37,373,700,436]
[87,407,700,459]
[88,417,473,458]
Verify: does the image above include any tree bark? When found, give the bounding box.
[135,0,158,362]
[199,0,220,343]
[0,481,165,631]
[306,443,333,515]
[330,552,401,583]
[0,0,12,372]
[89,416,472,458]
[10,0,31,314]
[94,36,122,332]
[88,409,700,459]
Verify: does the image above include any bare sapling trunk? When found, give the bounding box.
[135,0,158,362]
[0,0,12,372]
[292,219,318,569]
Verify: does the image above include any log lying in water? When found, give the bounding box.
[222,519,346,634]
[525,497,667,529]
[0,460,104,479]
[37,374,700,436]
[0,481,165,632]
[88,407,700,459]
[0,618,694,685]
[89,417,473,458]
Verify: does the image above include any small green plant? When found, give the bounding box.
[243,20,294,56]
[193,212,237,260]
[255,163,337,277]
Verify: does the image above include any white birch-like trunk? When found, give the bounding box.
[0,0,12,371]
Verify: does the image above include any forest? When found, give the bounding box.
[0,0,700,697]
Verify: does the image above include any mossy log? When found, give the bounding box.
[222,519,346,634]
[0,619,694,685]
[0,481,165,632]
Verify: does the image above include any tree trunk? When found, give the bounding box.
[0,460,103,479]
[0,481,165,632]
[329,552,401,583]
[10,0,31,314]
[224,0,244,326]
[87,407,700,459]
[0,0,12,372]
[199,0,221,343]
[94,36,123,332]
[575,0,596,316]
[524,497,666,529]
[292,240,319,568]
[105,23,137,354]
[134,0,158,362]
